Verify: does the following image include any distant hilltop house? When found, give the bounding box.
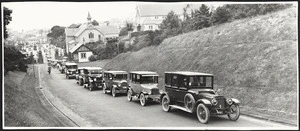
[65,12,120,62]
[135,3,214,31]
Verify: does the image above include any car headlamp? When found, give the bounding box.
[118,83,121,87]
[94,78,97,81]
[211,98,218,106]
[148,90,152,95]
[89,80,93,82]
[226,98,233,105]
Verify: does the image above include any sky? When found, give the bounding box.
[2,2,138,31]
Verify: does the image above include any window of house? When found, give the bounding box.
[155,16,158,19]
[89,32,94,38]
[149,25,153,30]
[81,53,86,59]
[98,35,101,40]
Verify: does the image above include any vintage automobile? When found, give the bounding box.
[75,67,86,85]
[127,71,160,106]
[64,62,78,79]
[102,71,129,97]
[160,71,240,124]
[82,67,103,91]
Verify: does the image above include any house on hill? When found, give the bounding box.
[135,3,215,31]
[65,12,120,56]
[69,43,95,63]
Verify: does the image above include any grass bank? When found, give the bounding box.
[4,65,74,127]
[104,7,297,125]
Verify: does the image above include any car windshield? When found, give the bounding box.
[141,76,158,84]
[114,74,127,80]
[90,70,102,74]
[189,76,213,88]
[66,65,77,69]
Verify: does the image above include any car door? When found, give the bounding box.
[175,75,189,103]
[169,74,180,102]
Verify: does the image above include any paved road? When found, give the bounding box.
[38,63,295,129]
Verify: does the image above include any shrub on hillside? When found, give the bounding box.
[4,45,28,74]
[88,54,99,61]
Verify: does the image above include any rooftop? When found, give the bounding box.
[65,62,78,66]
[83,67,103,70]
[104,71,128,74]
[130,71,159,76]
[165,71,213,76]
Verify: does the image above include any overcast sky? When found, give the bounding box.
[3,2,139,31]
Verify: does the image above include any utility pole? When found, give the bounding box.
[33,56,35,78]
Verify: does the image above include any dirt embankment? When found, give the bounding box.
[4,66,74,127]
[104,7,297,125]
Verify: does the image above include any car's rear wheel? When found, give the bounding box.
[227,104,240,121]
[112,87,116,97]
[196,103,210,124]
[127,90,132,101]
[140,93,146,106]
[162,95,171,112]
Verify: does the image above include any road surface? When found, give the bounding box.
[37,63,295,129]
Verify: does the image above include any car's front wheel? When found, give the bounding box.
[196,103,210,124]
[111,87,116,97]
[162,95,171,112]
[89,84,94,91]
[127,90,132,101]
[227,104,240,121]
[140,93,146,106]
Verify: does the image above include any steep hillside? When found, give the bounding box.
[104,7,297,124]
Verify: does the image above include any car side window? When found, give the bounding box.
[165,74,171,86]
[136,75,140,84]
[172,75,178,88]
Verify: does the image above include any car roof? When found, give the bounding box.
[65,62,78,65]
[129,71,159,76]
[83,67,102,70]
[104,71,128,74]
[165,71,213,76]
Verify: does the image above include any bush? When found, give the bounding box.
[4,45,28,74]
[88,54,99,61]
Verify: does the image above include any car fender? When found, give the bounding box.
[196,99,212,106]
[231,98,240,104]
[160,92,172,104]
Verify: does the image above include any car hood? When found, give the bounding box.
[141,84,158,89]
[67,69,77,71]
[89,74,103,77]
[113,79,128,84]
[188,89,223,99]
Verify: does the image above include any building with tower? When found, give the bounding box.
[65,12,120,62]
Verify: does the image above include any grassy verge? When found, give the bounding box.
[4,65,73,127]
[103,7,297,125]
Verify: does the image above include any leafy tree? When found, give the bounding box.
[209,6,232,25]
[4,45,28,74]
[193,4,212,30]
[119,27,129,36]
[126,22,134,31]
[160,11,181,30]
[47,25,66,49]
[4,7,12,39]
[92,20,99,26]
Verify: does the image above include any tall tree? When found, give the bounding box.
[193,4,212,30]
[4,7,12,39]
[92,20,99,26]
[160,11,181,30]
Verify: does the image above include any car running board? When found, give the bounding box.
[169,105,193,113]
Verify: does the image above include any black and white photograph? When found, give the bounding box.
[2,1,298,130]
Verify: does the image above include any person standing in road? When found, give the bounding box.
[48,65,52,74]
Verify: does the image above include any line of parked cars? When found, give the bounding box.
[55,63,241,124]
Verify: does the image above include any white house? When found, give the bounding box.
[65,12,120,56]
[135,3,212,31]
[69,43,95,63]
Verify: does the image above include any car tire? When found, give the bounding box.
[140,93,146,106]
[162,95,171,112]
[184,93,196,112]
[89,85,93,91]
[227,104,240,121]
[127,89,132,101]
[103,84,107,94]
[196,103,210,124]
[112,87,116,97]
[79,80,83,86]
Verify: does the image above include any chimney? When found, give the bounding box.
[105,21,109,26]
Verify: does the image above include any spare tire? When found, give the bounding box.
[184,93,196,112]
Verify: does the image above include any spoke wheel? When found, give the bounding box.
[184,93,195,112]
[196,103,210,124]
[127,90,132,101]
[162,95,171,112]
[139,93,146,106]
[227,104,240,121]
[112,87,116,97]
[89,84,93,91]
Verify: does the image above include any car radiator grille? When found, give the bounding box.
[216,98,225,109]
[151,88,159,95]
